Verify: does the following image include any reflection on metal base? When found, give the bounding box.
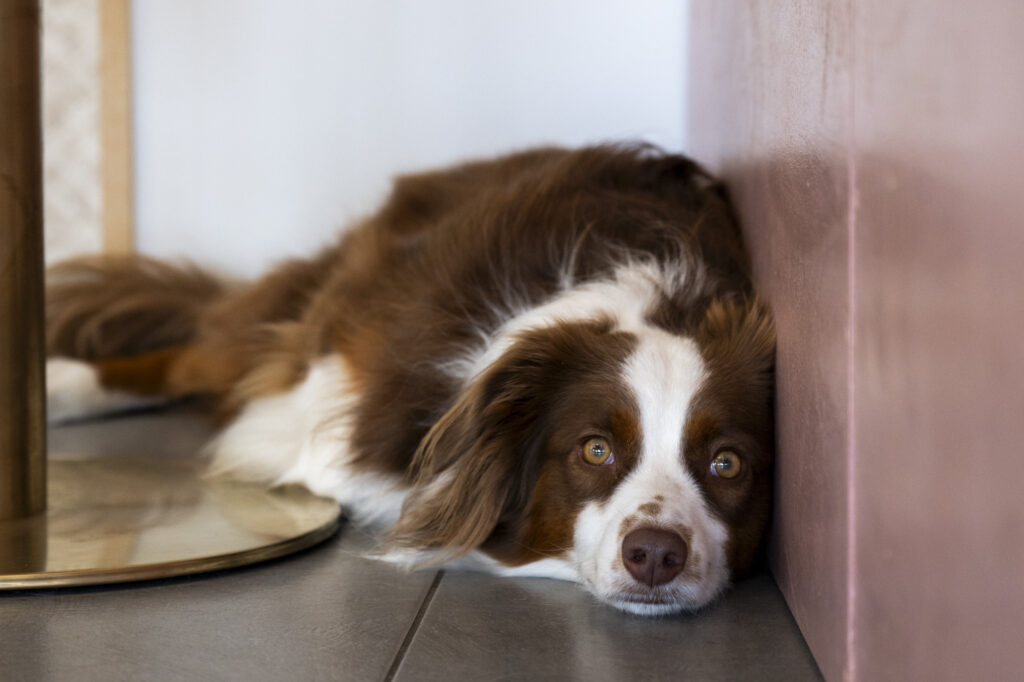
[0,456,341,589]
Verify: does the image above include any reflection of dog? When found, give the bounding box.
[46,145,775,614]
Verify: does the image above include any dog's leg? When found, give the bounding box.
[46,347,183,424]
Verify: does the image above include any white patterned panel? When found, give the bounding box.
[42,0,103,264]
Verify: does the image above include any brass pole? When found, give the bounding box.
[0,0,46,520]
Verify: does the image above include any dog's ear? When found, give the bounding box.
[697,296,776,381]
[388,321,630,561]
[386,339,553,560]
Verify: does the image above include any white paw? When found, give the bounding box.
[46,357,165,424]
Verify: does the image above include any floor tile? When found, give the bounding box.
[47,405,215,461]
[394,571,822,682]
[1,529,437,682]
[1,410,436,682]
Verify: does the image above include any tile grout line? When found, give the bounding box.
[382,570,445,682]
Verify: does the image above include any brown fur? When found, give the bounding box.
[46,255,226,361]
[46,144,774,575]
[685,298,776,576]
[48,145,743,403]
[94,347,185,396]
[387,319,637,560]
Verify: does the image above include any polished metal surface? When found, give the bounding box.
[0,0,47,520]
[0,455,341,588]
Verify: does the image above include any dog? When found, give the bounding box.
[45,144,775,615]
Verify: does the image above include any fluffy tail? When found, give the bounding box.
[46,255,228,361]
[44,256,233,423]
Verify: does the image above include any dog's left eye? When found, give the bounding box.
[710,449,743,479]
[581,437,614,466]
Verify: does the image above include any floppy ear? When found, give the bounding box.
[697,296,776,382]
[386,338,553,560]
[387,319,632,561]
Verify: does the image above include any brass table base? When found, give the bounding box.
[0,456,341,589]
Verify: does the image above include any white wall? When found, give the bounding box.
[132,0,689,277]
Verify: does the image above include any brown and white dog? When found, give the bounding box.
[45,145,775,615]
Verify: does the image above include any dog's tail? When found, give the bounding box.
[44,256,236,422]
[46,255,228,362]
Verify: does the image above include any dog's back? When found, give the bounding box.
[47,144,747,425]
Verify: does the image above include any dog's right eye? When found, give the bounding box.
[581,437,614,466]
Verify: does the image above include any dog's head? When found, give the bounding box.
[389,296,775,615]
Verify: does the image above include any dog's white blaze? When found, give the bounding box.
[574,330,731,613]
[458,259,702,381]
[207,355,408,527]
[46,357,168,424]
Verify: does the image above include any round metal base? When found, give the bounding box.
[0,456,341,589]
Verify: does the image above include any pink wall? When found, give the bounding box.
[690,2,1024,680]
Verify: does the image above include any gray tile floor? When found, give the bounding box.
[1,410,823,681]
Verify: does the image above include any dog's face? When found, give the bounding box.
[390,297,774,615]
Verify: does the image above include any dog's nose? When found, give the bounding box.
[621,527,687,587]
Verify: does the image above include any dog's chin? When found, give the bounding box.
[600,580,729,617]
[608,596,690,617]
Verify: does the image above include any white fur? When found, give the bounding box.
[574,330,729,614]
[452,259,703,381]
[206,356,408,527]
[472,554,579,581]
[375,547,580,582]
[46,357,168,424]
